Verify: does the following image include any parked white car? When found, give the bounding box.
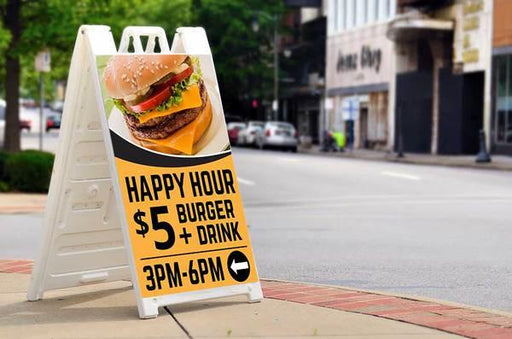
[238,121,264,146]
[255,121,298,152]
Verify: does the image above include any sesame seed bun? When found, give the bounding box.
[103,54,188,99]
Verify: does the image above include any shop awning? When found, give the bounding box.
[386,13,453,42]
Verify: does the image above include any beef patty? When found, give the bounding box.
[124,80,207,140]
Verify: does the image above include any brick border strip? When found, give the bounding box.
[0,259,33,274]
[262,280,512,339]
[3,261,511,338]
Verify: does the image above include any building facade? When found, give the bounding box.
[389,0,493,155]
[325,0,496,155]
[325,0,397,150]
[280,3,326,144]
[492,0,512,154]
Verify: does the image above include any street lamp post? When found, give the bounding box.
[273,18,278,120]
[397,103,404,158]
[35,49,51,151]
[252,11,279,120]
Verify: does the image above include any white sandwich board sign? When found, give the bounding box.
[27,25,262,319]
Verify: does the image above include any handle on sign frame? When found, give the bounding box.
[118,26,170,53]
[171,27,212,56]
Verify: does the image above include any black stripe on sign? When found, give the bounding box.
[110,129,231,167]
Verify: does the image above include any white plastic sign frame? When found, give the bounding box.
[27,25,262,319]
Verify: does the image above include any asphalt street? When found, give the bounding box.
[0,108,59,151]
[232,147,512,313]
[1,146,512,312]
[20,130,59,152]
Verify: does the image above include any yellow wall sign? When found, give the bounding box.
[462,49,480,63]
[27,26,262,320]
[463,0,484,15]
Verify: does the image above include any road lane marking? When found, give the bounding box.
[381,171,420,181]
[245,197,512,211]
[244,194,512,207]
[237,177,255,186]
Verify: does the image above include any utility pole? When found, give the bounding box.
[35,49,51,151]
[273,15,279,121]
[39,73,44,150]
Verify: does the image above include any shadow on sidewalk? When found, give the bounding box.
[0,285,137,325]
[168,298,247,314]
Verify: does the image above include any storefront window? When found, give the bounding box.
[495,55,512,144]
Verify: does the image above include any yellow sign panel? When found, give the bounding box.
[96,53,260,299]
[115,155,258,297]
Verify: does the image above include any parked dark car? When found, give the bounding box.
[227,122,246,145]
[46,115,61,132]
[19,119,31,131]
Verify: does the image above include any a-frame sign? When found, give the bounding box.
[27,25,262,319]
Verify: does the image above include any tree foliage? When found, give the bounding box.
[191,0,284,116]
[0,0,282,151]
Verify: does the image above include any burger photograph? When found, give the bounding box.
[99,54,229,156]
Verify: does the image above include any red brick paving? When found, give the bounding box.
[0,259,33,273]
[261,280,512,339]
[2,260,511,339]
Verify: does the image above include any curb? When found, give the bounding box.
[2,260,511,338]
[296,148,512,172]
[261,280,512,339]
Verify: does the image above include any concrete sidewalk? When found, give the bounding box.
[0,272,461,339]
[299,146,512,171]
[2,261,512,338]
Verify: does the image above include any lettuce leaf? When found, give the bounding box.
[154,78,189,112]
[154,63,202,112]
[113,98,139,117]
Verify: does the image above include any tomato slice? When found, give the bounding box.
[128,86,171,113]
[163,66,193,87]
[127,66,194,113]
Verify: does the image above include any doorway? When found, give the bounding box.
[395,71,433,153]
[359,107,368,148]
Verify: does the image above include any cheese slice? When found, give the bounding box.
[139,98,212,155]
[137,84,202,124]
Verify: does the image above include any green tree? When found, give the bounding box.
[191,0,285,119]
[0,0,93,152]
[2,0,22,152]
[1,0,191,152]
[0,0,281,152]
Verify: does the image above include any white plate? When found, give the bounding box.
[108,76,229,157]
